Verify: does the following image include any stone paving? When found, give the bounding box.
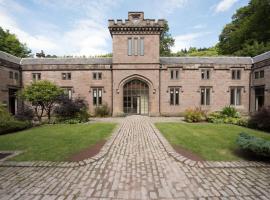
[0,115,269,200]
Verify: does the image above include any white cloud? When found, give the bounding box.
[0,0,121,56]
[0,5,58,52]
[172,32,211,52]
[154,0,187,17]
[214,0,239,13]
[192,24,206,29]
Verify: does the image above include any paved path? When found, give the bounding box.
[0,116,269,199]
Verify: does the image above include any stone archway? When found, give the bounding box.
[123,79,149,115]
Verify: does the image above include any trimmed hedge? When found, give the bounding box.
[0,120,31,135]
[236,132,270,157]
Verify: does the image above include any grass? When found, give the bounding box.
[0,123,116,161]
[156,122,270,161]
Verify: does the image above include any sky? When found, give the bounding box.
[0,0,250,56]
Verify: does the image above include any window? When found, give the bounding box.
[62,73,71,80]
[201,87,210,105]
[32,73,41,81]
[255,70,264,79]
[201,69,210,80]
[14,72,19,80]
[128,37,144,56]
[134,38,138,56]
[9,71,13,79]
[170,88,180,105]
[254,71,259,79]
[93,88,102,106]
[260,70,264,78]
[230,87,241,106]
[98,72,102,80]
[93,72,102,80]
[128,38,132,56]
[232,70,241,80]
[63,88,72,99]
[170,70,179,80]
[140,38,144,56]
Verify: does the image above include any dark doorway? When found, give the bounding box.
[255,86,265,111]
[123,79,149,115]
[9,89,18,115]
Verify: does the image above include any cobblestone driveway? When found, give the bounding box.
[0,116,269,199]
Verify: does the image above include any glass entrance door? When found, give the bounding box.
[123,79,149,115]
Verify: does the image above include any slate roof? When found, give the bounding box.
[252,51,270,63]
[160,57,252,65]
[0,51,21,64]
[20,57,113,65]
[2,50,270,66]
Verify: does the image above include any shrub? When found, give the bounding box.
[184,108,206,122]
[248,107,270,132]
[207,108,248,127]
[0,120,31,135]
[0,104,31,134]
[54,96,90,123]
[94,104,110,117]
[221,106,240,118]
[236,132,270,157]
[207,112,223,123]
[15,105,34,121]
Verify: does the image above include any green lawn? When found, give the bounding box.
[0,123,116,161]
[156,123,270,161]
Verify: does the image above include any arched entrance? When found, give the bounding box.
[123,79,149,115]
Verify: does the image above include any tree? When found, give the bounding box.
[218,0,270,56]
[173,46,219,57]
[160,21,175,56]
[21,81,63,122]
[0,27,31,57]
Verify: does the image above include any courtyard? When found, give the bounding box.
[0,116,269,199]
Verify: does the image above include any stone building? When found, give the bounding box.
[0,12,270,116]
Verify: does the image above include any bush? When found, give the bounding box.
[236,132,270,157]
[221,106,240,118]
[54,96,90,123]
[0,104,31,134]
[15,105,34,121]
[0,120,31,135]
[206,106,247,127]
[207,112,223,123]
[248,107,270,132]
[184,108,206,122]
[94,104,110,117]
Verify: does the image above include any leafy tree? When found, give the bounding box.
[0,27,31,57]
[218,0,270,56]
[160,21,175,56]
[21,81,63,122]
[173,46,219,57]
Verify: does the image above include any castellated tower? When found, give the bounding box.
[108,12,165,64]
